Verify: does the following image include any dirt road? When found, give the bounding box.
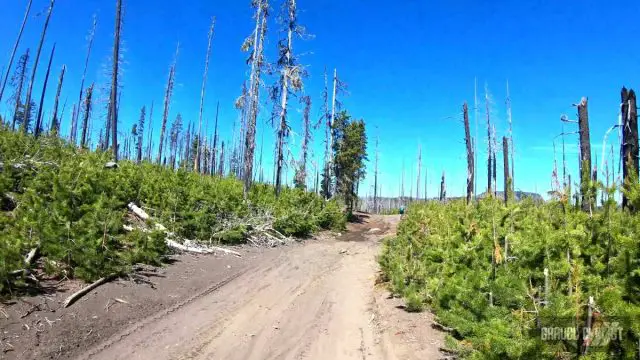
[1,215,444,360]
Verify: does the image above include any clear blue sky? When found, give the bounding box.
[1,0,639,198]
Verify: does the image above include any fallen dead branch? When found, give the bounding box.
[126,202,243,256]
[63,274,116,308]
[9,245,40,276]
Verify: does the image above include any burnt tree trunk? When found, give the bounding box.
[11,49,29,131]
[463,102,474,204]
[34,44,56,137]
[195,18,215,173]
[211,101,219,175]
[107,0,122,161]
[50,64,66,134]
[218,141,225,176]
[158,47,178,164]
[577,97,592,211]
[503,136,510,204]
[23,0,55,134]
[622,88,639,210]
[0,0,33,104]
[80,84,94,148]
[73,16,97,141]
[136,106,146,163]
[439,171,446,202]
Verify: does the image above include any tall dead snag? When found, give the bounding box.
[169,114,183,169]
[73,15,97,139]
[463,102,474,204]
[11,49,30,131]
[321,68,331,198]
[275,0,305,195]
[0,0,33,104]
[503,136,510,204]
[194,17,216,173]
[145,101,154,160]
[107,0,122,160]
[577,97,592,211]
[485,84,493,195]
[157,45,179,164]
[69,103,77,144]
[416,144,422,200]
[506,80,515,192]
[218,141,225,175]
[622,88,639,210]
[294,96,312,188]
[23,0,55,134]
[211,101,219,175]
[50,64,66,134]
[373,137,379,213]
[136,106,145,163]
[242,0,268,195]
[34,44,56,137]
[439,171,446,202]
[80,84,94,148]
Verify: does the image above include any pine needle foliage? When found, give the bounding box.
[0,128,344,293]
[380,192,640,359]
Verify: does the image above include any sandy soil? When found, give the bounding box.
[0,215,445,360]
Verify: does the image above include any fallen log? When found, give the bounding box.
[126,202,241,256]
[9,246,40,276]
[63,275,116,308]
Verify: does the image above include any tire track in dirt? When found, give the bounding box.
[74,215,445,360]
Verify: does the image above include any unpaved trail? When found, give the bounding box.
[78,214,444,360]
[2,215,445,360]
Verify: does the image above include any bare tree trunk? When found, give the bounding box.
[485,84,493,195]
[506,81,515,192]
[194,18,216,173]
[416,144,421,200]
[34,44,56,137]
[23,0,55,134]
[243,1,267,195]
[69,103,77,144]
[146,101,154,160]
[503,136,510,204]
[492,125,497,196]
[136,106,146,163]
[218,141,225,176]
[373,137,379,213]
[463,102,474,204]
[11,49,29,131]
[50,64,66,134]
[212,101,219,175]
[439,171,446,202]
[0,0,33,104]
[577,97,592,211]
[157,45,179,164]
[80,84,94,148]
[73,15,97,140]
[295,95,312,188]
[622,88,638,211]
[107,0,122,161]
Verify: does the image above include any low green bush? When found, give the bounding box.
[0,128,345,289]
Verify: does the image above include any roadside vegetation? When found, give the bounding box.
[379,187,640,359]
[0,126,345,293]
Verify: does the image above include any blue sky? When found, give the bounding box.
[1,0,639,198]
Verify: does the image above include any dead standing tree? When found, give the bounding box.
[11,49,29,131]
[157,45,179,165]
[621,88,639,210]
[242,0,269,196]
[503,136,510,204]
[136,106,145,163]
[294,95,312,188]
[0,0,33,104]
[416,144,421,200]
[275,0,305,196]
[34,44,56,137]
[80,84,94,148]
[463,102,474,204]
[50,64,66,134]
[73,15,97,140]
[23,0,55,134]
[485,84,493,195]
[107,0,123,161]
[577,97,592,211]
[194,17,216,173]
[439,171,446,202]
